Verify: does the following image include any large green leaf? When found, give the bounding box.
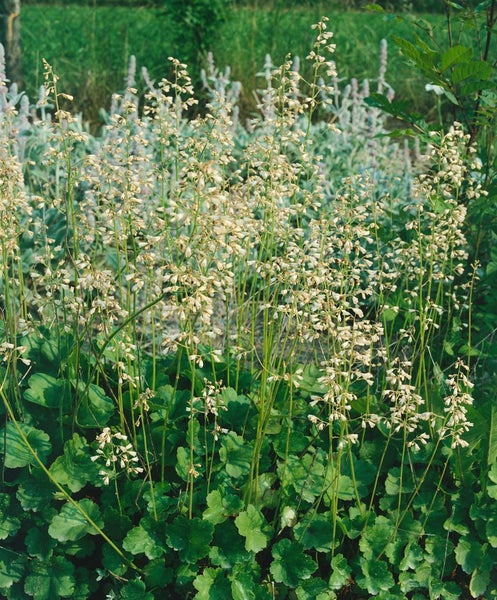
[452,61,493,84]
[210,520,248,568]
[455,538,485,574]
[470,564,492,598]
[16,468,55,512]
[193,568,231,599]
[357,558,395,595]
[269,539,316,588]
[294,512,333,552]
[203,489,243,525]
[48,499,103,542]
[359,516,394,560]
[76,382,114,427]
[122,520,165,560]
[24,556,75,600]
[486,517,497,547]
[143,559,174,589]
[440,45,472,71]
[328,553,351,590]
[279,453,326,503]
[0,493,21,540]
[119,578,154,600]
[295,578,330,600]
[25,529,56,560]
[49,433,99,492]
[219,432,252,479]
[230,568,258,600]
[234,505,271,553]
[166,516,214,563]
[0,547,25,590]
[1,422,52,468]
[24,373,68,409]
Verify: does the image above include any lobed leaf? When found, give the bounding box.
[357,558,395,595]
[122,521,165,560]
[23,556,75,600]
[120,578,155,600]
[48,498,103,542]
[49,433,99,492]
[24,373,68,409]
[234,505,271,553]
[270,539,316,588]
[1,422,52,469]
[328,553,351,591]
[166,516,214,563]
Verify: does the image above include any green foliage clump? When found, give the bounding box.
[165,0,231,73]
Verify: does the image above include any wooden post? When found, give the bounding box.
[0,0,22,87]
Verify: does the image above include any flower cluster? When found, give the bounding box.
[91,427,144,485]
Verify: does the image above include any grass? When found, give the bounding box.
[20,4,442,128]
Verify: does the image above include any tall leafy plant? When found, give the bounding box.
[165,0,231,78]
[366,0,497,474]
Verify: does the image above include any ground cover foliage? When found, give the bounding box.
[1,7,497,599]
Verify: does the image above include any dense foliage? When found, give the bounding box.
[0,6,496,599]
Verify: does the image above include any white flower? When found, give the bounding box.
[425,83,444,96]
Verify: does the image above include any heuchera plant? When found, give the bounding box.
[0,13,496,599]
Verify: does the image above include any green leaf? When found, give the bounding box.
[16,469,54,512]
[357,558,395,595]
[203,489,243,525]
[280,453,326,503]
[294,512,333,552]
[210,520,247,568]
[364,3,385,10]
[175,446,191,482]
[399,541,424,571]
[0,494,21,540]
[48,499,103,542]
[230,569,257,600]
[270,539,316,588]
[470,567,491,598]
[102,543,128,578]
[359,516,394,560]
[328,553,351,590]
[0,548,25,590]
[119,578,154,600]
[166,516,214,563]
[452,61,493,84]
[24,556,75,600]
[25,528,56,560]
[49,433,98,493]
[76,382,114,427]
[455,538,484,573]
[24,373,68,409]
[392,35,438,76]
[2,422,52,468]
[385,467,415,495]
[143,559,174,588]
[234,505,271,553]
[123,522,165,560]
[219,432,253,479]
[295,578,329,600]
[440,45,472,71]
[193,567,231,599]
[428,579,461,599]
[486,517,497,547]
